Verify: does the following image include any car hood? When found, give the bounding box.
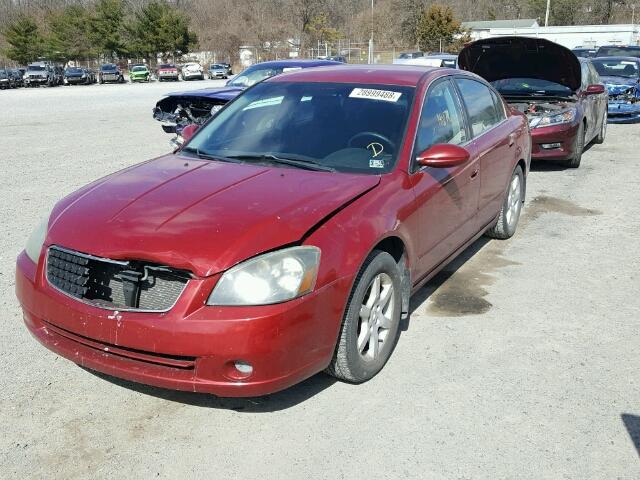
[47,155,380,277]
[458,36,581,92]
[165,86,245,101]
[601,75,640,95]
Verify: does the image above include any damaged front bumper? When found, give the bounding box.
[16,250,351,397]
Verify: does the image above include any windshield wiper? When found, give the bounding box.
[225,153,336,172]
[181,146,242,164]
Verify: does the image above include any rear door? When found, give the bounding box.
[454,77,514,228]
[409,77,481,277]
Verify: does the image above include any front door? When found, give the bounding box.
[409,78,481,279]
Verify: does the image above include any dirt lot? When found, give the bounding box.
[1,81,639,479]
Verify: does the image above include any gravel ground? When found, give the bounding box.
[1,81,639,479]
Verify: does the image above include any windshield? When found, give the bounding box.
[131,66,147,72]
[186,82,414,174]
[65,68,83,74]
[227,65,303,87]
[28,65,46,71]
[101,64,116,71]
[159,64,174,69]
[491,78,573,96]
[592,59,639,79]
[210,65,223,69]
[597,47,640,58]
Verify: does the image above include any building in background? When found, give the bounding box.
[463,21,640,49]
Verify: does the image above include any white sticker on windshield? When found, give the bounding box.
[369,159,385,168]
[350,88,402,102]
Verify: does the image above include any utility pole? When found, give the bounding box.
[368,0,374,64]
[544,0,551,27]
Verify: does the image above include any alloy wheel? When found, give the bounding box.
[505,174,522,229]
[357,273,395,361]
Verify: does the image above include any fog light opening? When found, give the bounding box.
[224,360,254,380]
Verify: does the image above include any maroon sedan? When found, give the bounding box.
[16,65,530,397]
[459,36,608,168]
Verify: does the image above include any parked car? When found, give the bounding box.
[24,62,56,87]
[596,45,640,59]
[53,65,64,85]
[157,63,180,81]
[0,68,16,89]
[129,64,151,83]
[17,64,530,397]
[99,63,125,84]
[459,36,608,168]
[207,63,228,79]
[9,69,24,87]
[64,67,92,85]
[153,59,343,143]
[591,56,640,123]
[572,48,597,58]
[181,62,204,81]
[393,51,424,64]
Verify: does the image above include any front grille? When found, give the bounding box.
[47,246,189,311]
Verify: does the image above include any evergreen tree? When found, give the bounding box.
[3,16,45,64]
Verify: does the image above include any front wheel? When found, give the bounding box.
[326,250,402,383]
[565,122,585,168]
[594,111,607,144]
[485,165,524,240]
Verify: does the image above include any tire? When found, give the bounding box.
[485,165,524,240]
[326,250,402,383]
[594,110,607,144]
[565,122,585,168]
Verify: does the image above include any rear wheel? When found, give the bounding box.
[326,250,402,383]
[565,122,585,168]
[485,165,524,240]
[594,111,607,144]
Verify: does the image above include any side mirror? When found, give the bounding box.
[181,124,199,143]
[586,84,605,95]
[416,144,470,168]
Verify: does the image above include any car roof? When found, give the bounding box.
[268,64,441,87]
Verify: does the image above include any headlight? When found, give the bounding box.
[25,215,50,264]
[530,109,577,129]
[207,246,321,306]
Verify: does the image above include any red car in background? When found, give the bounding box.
[16,65,530,397]
[459,36,608,168]
[157,63,180,82]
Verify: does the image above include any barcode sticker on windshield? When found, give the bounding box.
[350,88,402,102]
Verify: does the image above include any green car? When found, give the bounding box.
[129,65,150,83]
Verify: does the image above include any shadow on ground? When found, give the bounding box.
[84,367,337,412]
[621,414,640,458]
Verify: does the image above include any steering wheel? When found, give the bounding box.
[347,132,396,154]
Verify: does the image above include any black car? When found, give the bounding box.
[9,69,23,87]
[596,45,640,59]
[0,68,15,89]
[99,63,125,84]
[64,67,93,85]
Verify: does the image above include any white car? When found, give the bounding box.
[393,53,457,68]
[181,62,204,81]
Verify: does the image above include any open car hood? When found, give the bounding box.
[458,36,581,92]
[47,155,380,278]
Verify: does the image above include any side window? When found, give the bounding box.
[415,79,468,154]
[490,90,506,121]
[581,62,590,89]
[454,78,501,137]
